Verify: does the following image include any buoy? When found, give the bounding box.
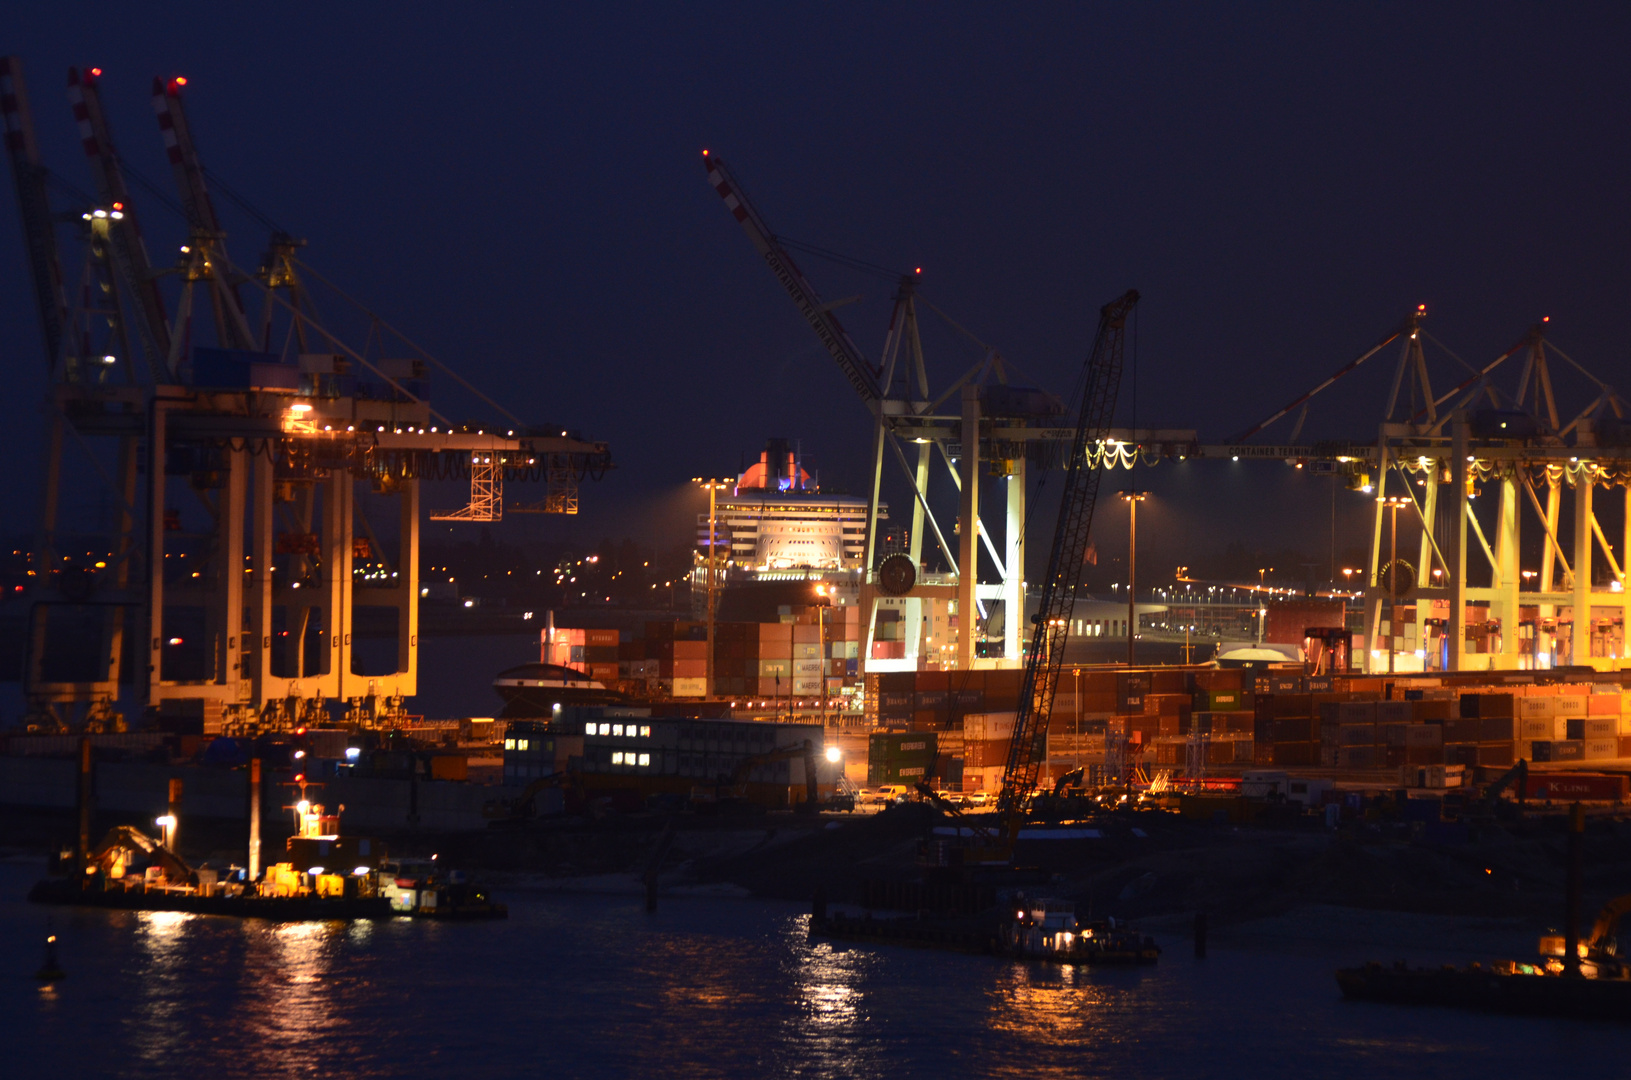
[36,922,65,982]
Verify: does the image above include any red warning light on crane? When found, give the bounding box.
[914,267,922,275]
[89,67,102,77]
[1543,316,1550,323]
[112,202,123,210]
[174,76,188,87]
[701,149,710,156]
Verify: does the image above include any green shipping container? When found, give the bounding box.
[867,731,938,786]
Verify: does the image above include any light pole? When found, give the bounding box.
[693,478,732,698]
[814,584,832,723]
[1381,495,1411,675]
[1119,491,1146,666]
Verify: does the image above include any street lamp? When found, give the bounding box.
[1119,491,1147,666]
[693,478,733,698]
[1380,495,1412,674]
[813,583,834,721]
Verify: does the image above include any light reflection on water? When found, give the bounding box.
[3,861,1627,1080]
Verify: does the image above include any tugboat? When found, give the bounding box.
[1003,896,1161,965]
[378,857,508,919]
[811,892,1159,965]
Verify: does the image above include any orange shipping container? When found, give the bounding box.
[429,755,468,781]
[1589,695,1622,716]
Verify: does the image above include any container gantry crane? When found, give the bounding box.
[3,62,611,734]
[705,152,1054,668]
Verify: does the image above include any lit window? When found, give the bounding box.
[612,724,624,737]
[612,751,625,765]
[516,739,529,751]
[599,723,611,735]
[640,725,651,738]
[503,738,515,750]
[638,753,651,767]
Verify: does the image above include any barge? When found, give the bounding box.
[1336,960,1631,1021]
[33,775,505,921]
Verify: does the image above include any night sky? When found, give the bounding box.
[7,4,1631,584]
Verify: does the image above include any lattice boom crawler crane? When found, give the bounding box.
[989,291,1139,855]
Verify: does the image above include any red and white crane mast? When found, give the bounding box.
[703,151,881,405]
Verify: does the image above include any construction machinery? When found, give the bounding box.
[86,824,196,886]
[1541,892,1631,978]
[987,291,1139,855]
[911,292,1137,860]
[2,60,610,734]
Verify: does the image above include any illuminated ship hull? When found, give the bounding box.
[492,662,630,717]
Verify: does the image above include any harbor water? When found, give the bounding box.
[2,860,1624,1079]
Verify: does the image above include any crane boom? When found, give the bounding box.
[703,152,881,404]
[995,290,1139,838]
[67,66,173,380]
[151,75,256,351]
[1,56,69,371]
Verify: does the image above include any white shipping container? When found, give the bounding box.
[1585,717,1618,740]
[1554,695,1588,716]
[1521,717,1566,741]
[670,677,706,697]
[964,711,1018,742]
[1584,738,1618,761]
[1519,697,1556,720]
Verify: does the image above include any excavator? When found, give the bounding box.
[87,825,197,886]
[1541,893,1631,977]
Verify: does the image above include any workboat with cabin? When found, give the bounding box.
[812,892,1159,965]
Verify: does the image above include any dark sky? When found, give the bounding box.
[7,3,1631,582]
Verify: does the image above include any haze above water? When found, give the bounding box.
[1,861,1622,1079]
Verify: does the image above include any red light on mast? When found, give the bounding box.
[89,67,102,77]
[112,201,123,210]
[174,76,188,87]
